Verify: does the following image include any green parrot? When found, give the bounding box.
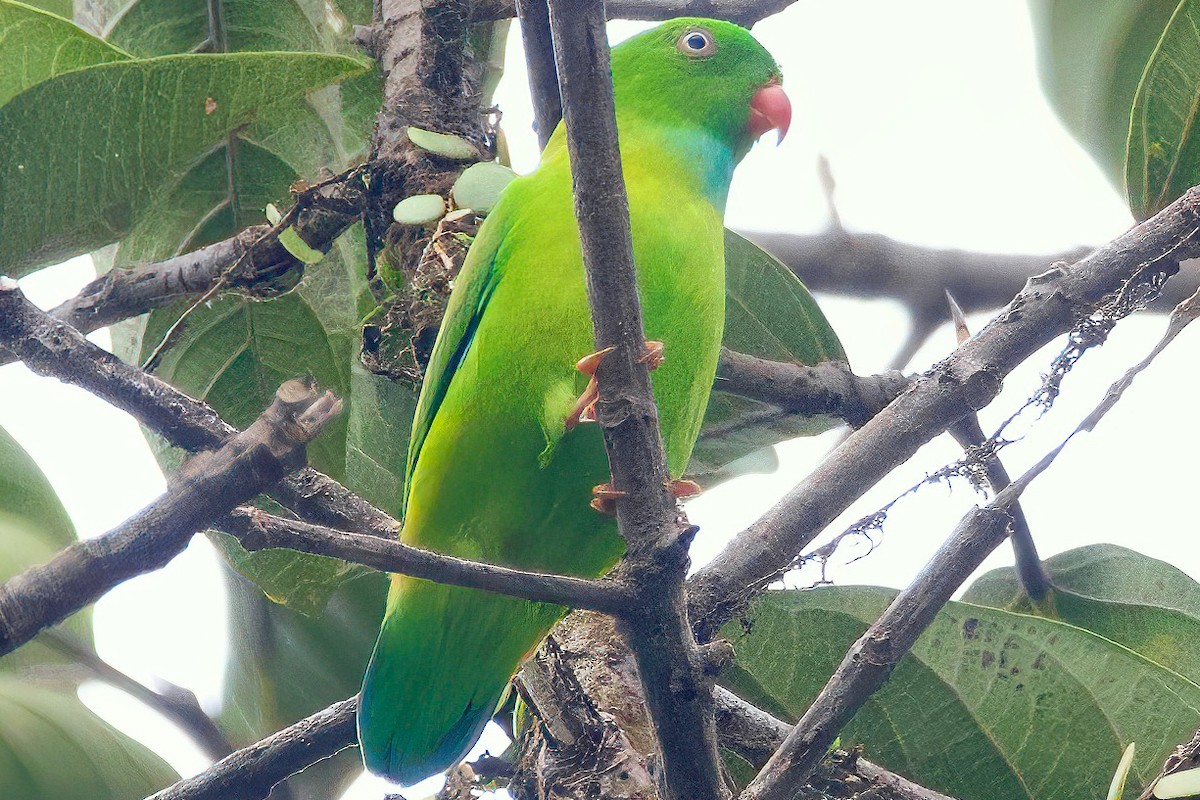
[358,17,791,784]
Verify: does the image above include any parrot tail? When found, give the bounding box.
[358,575,563,785]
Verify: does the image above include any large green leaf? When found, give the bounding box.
[0,425,92,671]
[0,1,129,107]
[219,570,384,799]
[0,675,177,799]
[966,544,1200,683]
[0,51,368,274]
[1028,0,1178,189]
[105,0,320,56]
[1125,0,1200,218]
[721,586,1200,800]
[689,230,846,485]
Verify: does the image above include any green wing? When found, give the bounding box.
[402,214,508,516]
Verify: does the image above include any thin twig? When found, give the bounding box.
[0,363,341,657]
[546,2,727,798]
[223,507,635,613]
[516,0,561,150]
[38,630,234,760]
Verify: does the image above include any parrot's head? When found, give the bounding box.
[610,17,790,161]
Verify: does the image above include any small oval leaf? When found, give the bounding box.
[278,226,324,264]
[393,193,447,226]
[1156,766,1200,799]
[451,161,518,213]
[407,126,477,160]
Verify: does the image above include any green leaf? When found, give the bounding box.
[1029,0,1179,189]
[0,51,369,274]
[965,544,1200,683]
[1126,0,1200,218]
[393,193,448,226]
[104,0,321,56]
[721,586,1200,800]
[220,570,385,800]
[0,675,177,799]
[0,425,74,548]
[688,231,846,484]
[0,426,92,671]
[14,0,71,17]
[0,1,129,108]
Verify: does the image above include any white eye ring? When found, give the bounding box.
[677,28,716,58]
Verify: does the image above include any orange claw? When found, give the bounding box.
[590,482,626,515]
[639,340,665,370]
[575,345,616,376]
[669,479,702,499]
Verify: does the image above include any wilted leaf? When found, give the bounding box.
[0,51,369,274]
[721,586,1200,800]
[394,193,448,226]
[0,1,128,107]
[451,161,518,213]
[408,126,478,160]
[1029,0,1178,188]
[1126,0,1200,218]
[965,544,1200,683]
[689,231,846,484]
[0,675,177,799]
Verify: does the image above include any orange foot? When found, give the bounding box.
[589,482,626,515]
[565,342,664,431]
[589,478,702,515]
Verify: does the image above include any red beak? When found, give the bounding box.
[748,82,791,145]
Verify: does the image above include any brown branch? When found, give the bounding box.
[739,481,1027,800]
[716,350,909,428]
[223,507,635,613]
[713,687,957,800]
[39,630,234,761]
[474,0,798,23]
[516,0,561,150]
[687,186,1200,642]
[0,361,341,657]
[0,282,399,539]
[147,698,358,800]
[547,2,726,798]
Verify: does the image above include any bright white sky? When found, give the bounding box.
[3,3,1192,799]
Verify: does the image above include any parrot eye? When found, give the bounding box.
[677,28,716,58]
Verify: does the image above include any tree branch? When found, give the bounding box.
[147,698,358,800]
[687,186,1200,641]
[0,365,341,658]
[739,480,1028,799]
[713,687,958,800]
[39,630,234,761]
[516,0,561,150]
[547,2,726,798]
[474,0,799,23]
[0,282,399,539]
[715,350,909,428]
[222,507,635,613]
